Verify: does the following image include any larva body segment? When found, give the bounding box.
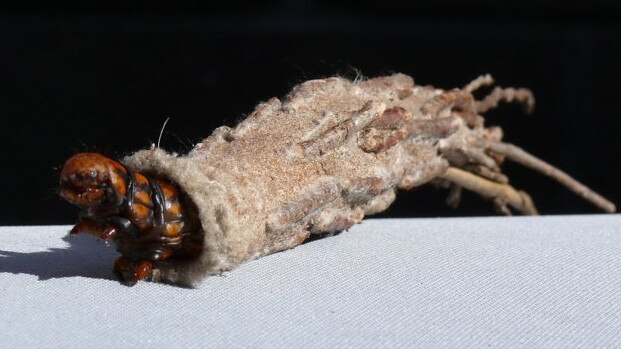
[117,73,614,285]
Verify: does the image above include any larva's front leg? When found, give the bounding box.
[113,256,154,286]
[69,218,117,240]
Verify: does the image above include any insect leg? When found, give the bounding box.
[440,166,538,215]
[113,256,154,286]
[69,218,117,240]
[487,142,616,213]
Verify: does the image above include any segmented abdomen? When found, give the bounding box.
[117,168,195,260]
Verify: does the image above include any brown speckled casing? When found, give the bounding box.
[122,73,613,285]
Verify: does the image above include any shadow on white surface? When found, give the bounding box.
[0,231,118,282]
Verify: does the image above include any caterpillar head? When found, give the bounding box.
[59,153,127,208]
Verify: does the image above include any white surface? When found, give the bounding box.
[1,215,620,348]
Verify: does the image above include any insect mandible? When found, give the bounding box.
[59,73,616,286]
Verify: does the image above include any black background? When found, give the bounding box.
[2,1,620,225]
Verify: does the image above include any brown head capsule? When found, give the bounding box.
[59,153,127,208]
